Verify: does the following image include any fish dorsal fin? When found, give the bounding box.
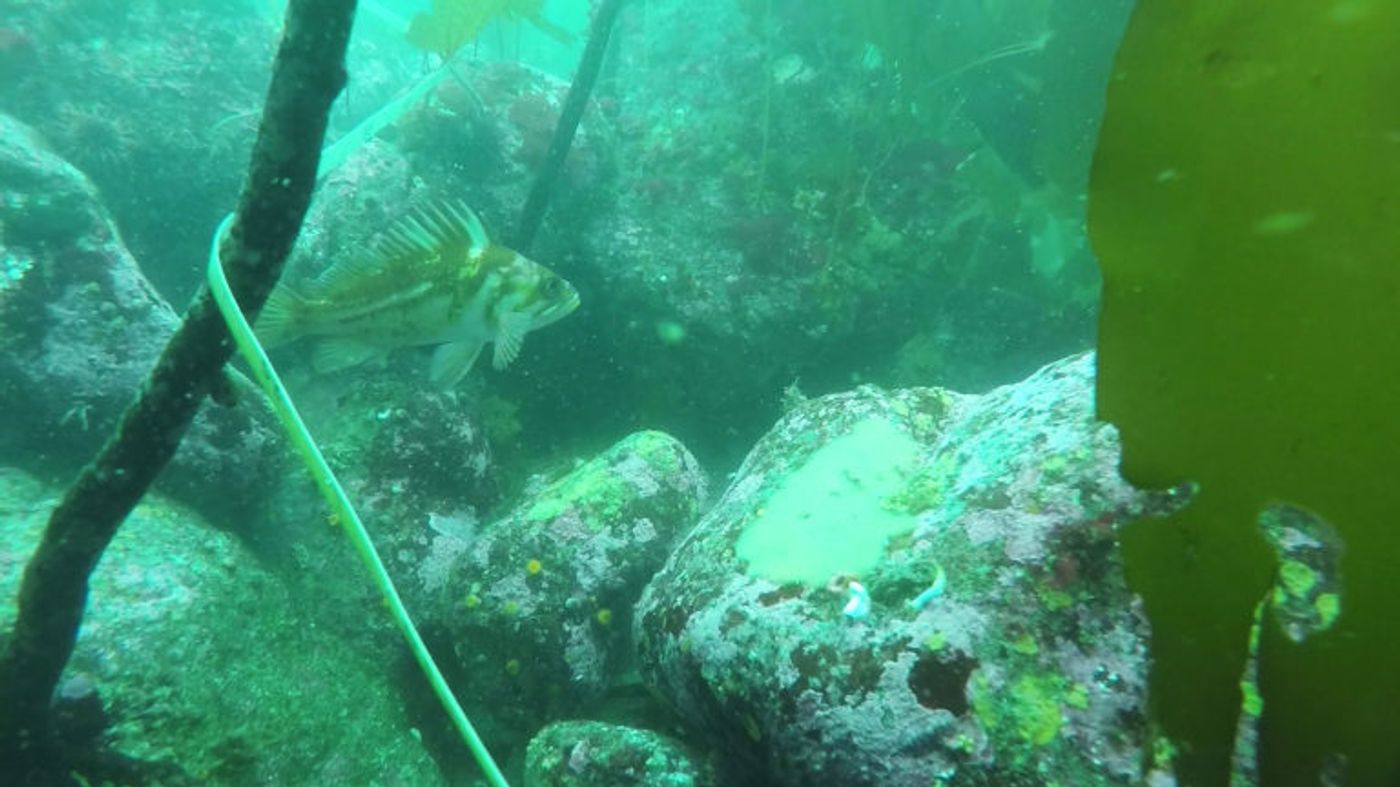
[448,201,491,259]
[492,311,530,370]
[313,201,492,294]
[374,201,491,261]
[309,247,385,295]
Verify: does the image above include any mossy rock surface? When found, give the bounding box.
[636,353,1176,786]
[524,719,717,787]
[420,431,708,758]
[0,468,443,786]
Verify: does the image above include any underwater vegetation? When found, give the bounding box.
[1090,1,1400,785]
[4,0,1395,784]
[560,0,1134,469]
[407,0,575,60]
[0,0,356,780]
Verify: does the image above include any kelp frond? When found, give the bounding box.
[406,0,574,59]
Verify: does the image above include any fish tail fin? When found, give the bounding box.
[255,285,304,347]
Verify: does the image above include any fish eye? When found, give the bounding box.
[543,278,561,294]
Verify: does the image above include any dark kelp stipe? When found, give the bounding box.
[0,0,356,782]
[1089,3,1400,786]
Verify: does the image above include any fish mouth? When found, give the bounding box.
[534,290,580,329]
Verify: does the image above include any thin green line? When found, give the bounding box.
[207,215,510,787]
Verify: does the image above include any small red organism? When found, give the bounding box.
[508,92,559,167]
[1051,553,1080,589]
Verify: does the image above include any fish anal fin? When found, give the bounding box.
[312,339,382,374]
[430,340,486,389]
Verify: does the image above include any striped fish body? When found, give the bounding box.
[257,202,579,388]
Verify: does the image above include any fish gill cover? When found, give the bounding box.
[1088,2,1400,785]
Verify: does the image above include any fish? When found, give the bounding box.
[255,201,579,389]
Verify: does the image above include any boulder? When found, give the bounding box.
[524,720,717,787]
[0,467,442,785]
[416,431,707,759]
[635,353,1177,786]
[0,114,284,528]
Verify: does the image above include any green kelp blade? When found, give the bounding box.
[407,0,505,58]
[405,0,572,57]
[1088,3,1400,786]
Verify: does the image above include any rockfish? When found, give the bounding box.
[256,202,579,389]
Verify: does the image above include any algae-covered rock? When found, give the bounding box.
[523,720,717,787]
[0,0,279,299]
[0,113,284,529]
[0,467,443,786]
[635,353,1177,786]
[420,431,706,757]
[287,378,502,590]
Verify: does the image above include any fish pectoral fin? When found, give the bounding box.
[312,339,382,374]
[492,312,530,370]
[429,340,485,389]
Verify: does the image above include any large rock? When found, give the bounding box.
[524,720,717,787]
[0,1,278,298]
[0,467,442,785]
[411,431,707,762]
[635,353,1177,786]
[0,1,428,300]
[0,114,285,527]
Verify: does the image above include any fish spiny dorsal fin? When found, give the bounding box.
[447,200,491,259]
[311,201,492,294]
[368,202,464,257]
[305,212,435,295]
[375,210,440,259]
[384,201,490,259]
[309,248,385,295]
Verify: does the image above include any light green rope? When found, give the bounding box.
[206,215,510,787]
[317,57,456,179]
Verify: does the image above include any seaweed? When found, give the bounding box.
[0,1,356,782]
[406,0,572,60]
[1088,2,1400,785]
